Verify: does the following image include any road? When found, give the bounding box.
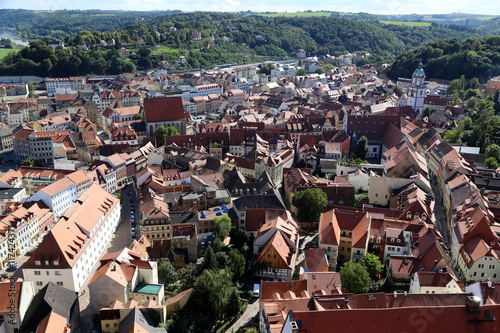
[225,298,260,333]
[107,183,137,253]
[430,178,450,247]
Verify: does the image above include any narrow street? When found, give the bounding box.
[107,183,137,253]
[430,179,450,247]
[225,298,259,333]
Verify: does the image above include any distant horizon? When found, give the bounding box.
[2,1,500,16]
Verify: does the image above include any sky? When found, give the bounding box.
[1,0,500,15]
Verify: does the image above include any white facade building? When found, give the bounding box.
[26,177,78,219]
[22,184,121,293]
[45,77,86,96]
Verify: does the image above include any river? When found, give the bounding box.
[0,29,29,46]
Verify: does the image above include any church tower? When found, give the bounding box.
[406,63,426,114]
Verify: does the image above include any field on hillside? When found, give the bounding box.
[380,20,432,27]
[0,48,19,60]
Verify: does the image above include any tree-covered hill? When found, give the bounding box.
[386,36,500,81]
[479,18,500,35]
[0,11,491,77]
[0,9,180,40]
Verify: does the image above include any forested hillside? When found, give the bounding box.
[0,9,180,40]
[386,36,500,81]
[0,11,490,77]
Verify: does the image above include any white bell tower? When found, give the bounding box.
[406,63,426,114]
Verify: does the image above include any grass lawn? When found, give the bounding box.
[477,16,496,20]
[380,20,432,27]
[0,48,20,60]
[260,11,335,17]
[151,45,183,56]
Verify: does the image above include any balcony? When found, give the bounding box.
[328,259,337,266]
[352,254,362,260]
[326,250,338,257]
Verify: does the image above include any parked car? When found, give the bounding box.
[6,264,18,271]
[305,241,318,248]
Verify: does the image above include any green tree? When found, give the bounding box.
[133,113,143,120]
[225,287,242,318]
[393,84,403,97]
[177,264,198,290]
[227,250,245,282]
[203,246,217,271]
[422,107,431,118]
[259,63,275,75]
[322,63,335,72]
[485,157,499,169]
[154,125,178,146]
[191,269,233,320]
[28,81,35,98]
[340,261,370,294]
[154,125,168,146]
[355,135,369,160]
[214,215,232,241]
[158,260,177,285]
[486,144,500,160]
[212,238,226,253]
[166,125,180,136]
[292,188,327,222]
[21,157,41,167]
[359,253,384,277]
[296,68,307,76]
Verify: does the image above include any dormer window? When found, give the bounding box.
[35,260,41,266]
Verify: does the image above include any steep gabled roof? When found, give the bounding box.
[144,96,186,123]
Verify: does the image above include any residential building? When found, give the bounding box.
[18,282,80,333]
[409,271,463,294]
[0,280,35,333]
[318,209,371,270]
[45,77,86,95]
[253,210,299,280]
[104,154,128,189]
[88,248,159,312]
[139,195,171,241]
[23,185,121,293]
[26,177,78,219]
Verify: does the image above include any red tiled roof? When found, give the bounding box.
[304,248,328,272]
[144,97,186,123]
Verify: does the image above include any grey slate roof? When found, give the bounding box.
[0,187,24,199]
[19,282,80,333]
[232,188,286,211]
